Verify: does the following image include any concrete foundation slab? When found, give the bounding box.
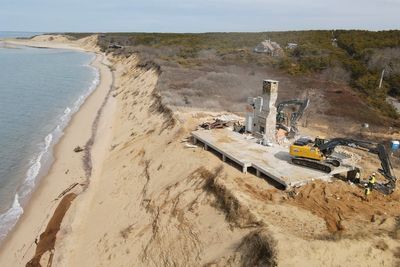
[192,128,356,188]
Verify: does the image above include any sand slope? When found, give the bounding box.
[53,55,252,266]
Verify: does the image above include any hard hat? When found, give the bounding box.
[372,172,376,176]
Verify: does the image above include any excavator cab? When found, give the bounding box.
[276,111,286,124]
[290,138,324,161]
[314,137,326,147]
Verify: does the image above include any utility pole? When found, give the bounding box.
[379,69,385,89]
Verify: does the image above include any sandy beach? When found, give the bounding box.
[0,35,398,267]
[0,35,115,265]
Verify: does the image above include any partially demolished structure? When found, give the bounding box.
[191,78,394,193]
[245,80,278,144]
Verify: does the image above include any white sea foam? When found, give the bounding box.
[0,194,23,240]
[44,133,53,149]
[60,107,72,122]
[0,52,100,241]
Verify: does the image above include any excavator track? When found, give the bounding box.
[291,158,332,173]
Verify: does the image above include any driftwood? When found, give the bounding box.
[73,146,84,153]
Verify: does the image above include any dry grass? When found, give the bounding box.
[237,229,278,267]
[374,240,389,251]
[394,247,400,258]
[149,90,176,132]
[120,224,135,240]
[389,217,400,239]
[203,166,261,228]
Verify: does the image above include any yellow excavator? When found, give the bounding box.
[289,137,397,194]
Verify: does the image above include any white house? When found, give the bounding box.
[254,39,282,56]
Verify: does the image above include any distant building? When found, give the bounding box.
[108,43,123,49]
[286,43,298,50]
[331,38,338,47]
[254,39,282,56]
[331,30,338,47]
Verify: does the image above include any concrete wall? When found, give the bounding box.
[245,80,279,142]
[262,80,278,142]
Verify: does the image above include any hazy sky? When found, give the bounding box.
[1,0,399,32]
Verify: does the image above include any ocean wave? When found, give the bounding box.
[60,107,72,122]
[0,53,100,242]
[0,194,23,240]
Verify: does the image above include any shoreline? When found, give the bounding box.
[0,50,100,243]
[0,37,115,265]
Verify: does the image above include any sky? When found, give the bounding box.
[0,0,399,32]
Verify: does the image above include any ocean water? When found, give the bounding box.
[0,45,98,241]
[0,31,43,39]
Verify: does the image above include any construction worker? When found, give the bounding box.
[368,172,376,188]
[364,186,370,197]
[365,172,376,197]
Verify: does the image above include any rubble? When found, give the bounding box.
[200,119,230,130]
[199,114,243,130]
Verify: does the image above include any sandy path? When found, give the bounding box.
[0,38,114,266]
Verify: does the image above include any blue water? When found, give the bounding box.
[0,45,98,240]
[0,31,43,39]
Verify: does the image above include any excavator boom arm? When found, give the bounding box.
[276,98,310,136]
[318,138,396,189]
